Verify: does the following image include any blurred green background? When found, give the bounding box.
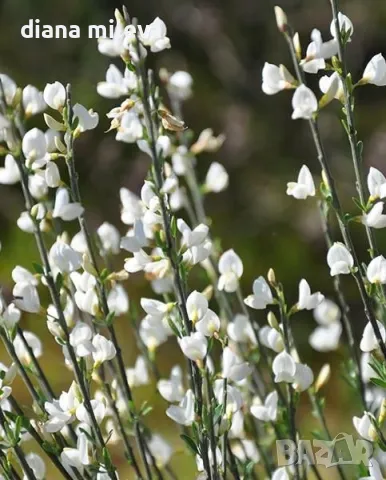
[1,0,386,477]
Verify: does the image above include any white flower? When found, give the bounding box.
[0,303,21,330]
[97,65,137,98]
[363,202,386,229]
[330,12,354,42]
[120,220,148,253]
[309,323,342,352]
[218,249,243,292]
[43,82,66,110]
[178,220,209,248]
[297,279,324,310]
[13,282,40,313]
[139,17,171,53]
[179,332,208,361]
[291,85,318,120]
[98,16,126,57]
[205,162,229,193]
[261,63,294,95]
[97,222,120,254]
[227,314,256,344]
[14,331,42,363]
[222,346,251,382]
[0,74,17,105]
[45,161,60,187]
[166,389,195,426]
[141,298,170,317]
[292,363,314,392]
[327,242,354,276]
[22,128,48,168]
[232,439,260,464]
[319,72,343,102]
[71,272,98,316]
[107,284,129,316]
[250,391,278,422]
[168,71,193,101]
[147,434,173,468]
[139,316,169,351]
[73,104,99,132]
[69,322,94,357]
[12,265,38,285]
[49,239,82,274]
[367,167,386,199]
[157,365,184,402]
[301,29,338,74]
[44,383,80,432]
[314,299,341,325]
[360,321,386,353]
[361,54,386,86]
[126,356,150,387]
[353,413,375,442]
[367,256,386,284]
[244,276,273,309]
[22,85,46,117]
[259,326,284,352]
[272,351,296,383]
[213,380,243,414]
[286,165,315,199]
[29,172,48,199]
[196,309,220,336]
[0,154,20,184]
[76,399,106,425]
[53,188,84,221]
[116,111,143,143]
[61,432,89,475]
[92,335,116,366]
[17,212,34,233]
[186,290,208,323]
[24,453,46,480]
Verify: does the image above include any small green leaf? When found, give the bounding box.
[32,262,44,275]
[180,434,199,455]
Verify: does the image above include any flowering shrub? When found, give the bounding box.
[0,2,386,479]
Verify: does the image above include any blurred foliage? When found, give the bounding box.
[1,0,386,477]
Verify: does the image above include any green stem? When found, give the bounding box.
[283,30,386,361]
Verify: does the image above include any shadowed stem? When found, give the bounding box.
[64,84,153,480]
[8,396,83,480]
[318,200,366,409]
[0,84,116,479]
[278,303,299,480]
[131,23,213,478]
[0,409,36,480]
[282,29,386,361]
[329,0,378,256]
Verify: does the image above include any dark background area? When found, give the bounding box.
[1,0,386,477]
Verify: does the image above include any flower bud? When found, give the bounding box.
[82,253,98,277]
[267,268,276,285]
[202,285,214,301]
[293,32,301,60]
[315,364,331,392]
[267,311,279,330]
[274,6,288,32]
[379,398,386,425]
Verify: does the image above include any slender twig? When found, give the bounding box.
[8,396,82,480]
[132,22,212,478]
[318,200,366,408]
[0,409,36,480]
[282,29,386,361]
[64,84,151,480]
